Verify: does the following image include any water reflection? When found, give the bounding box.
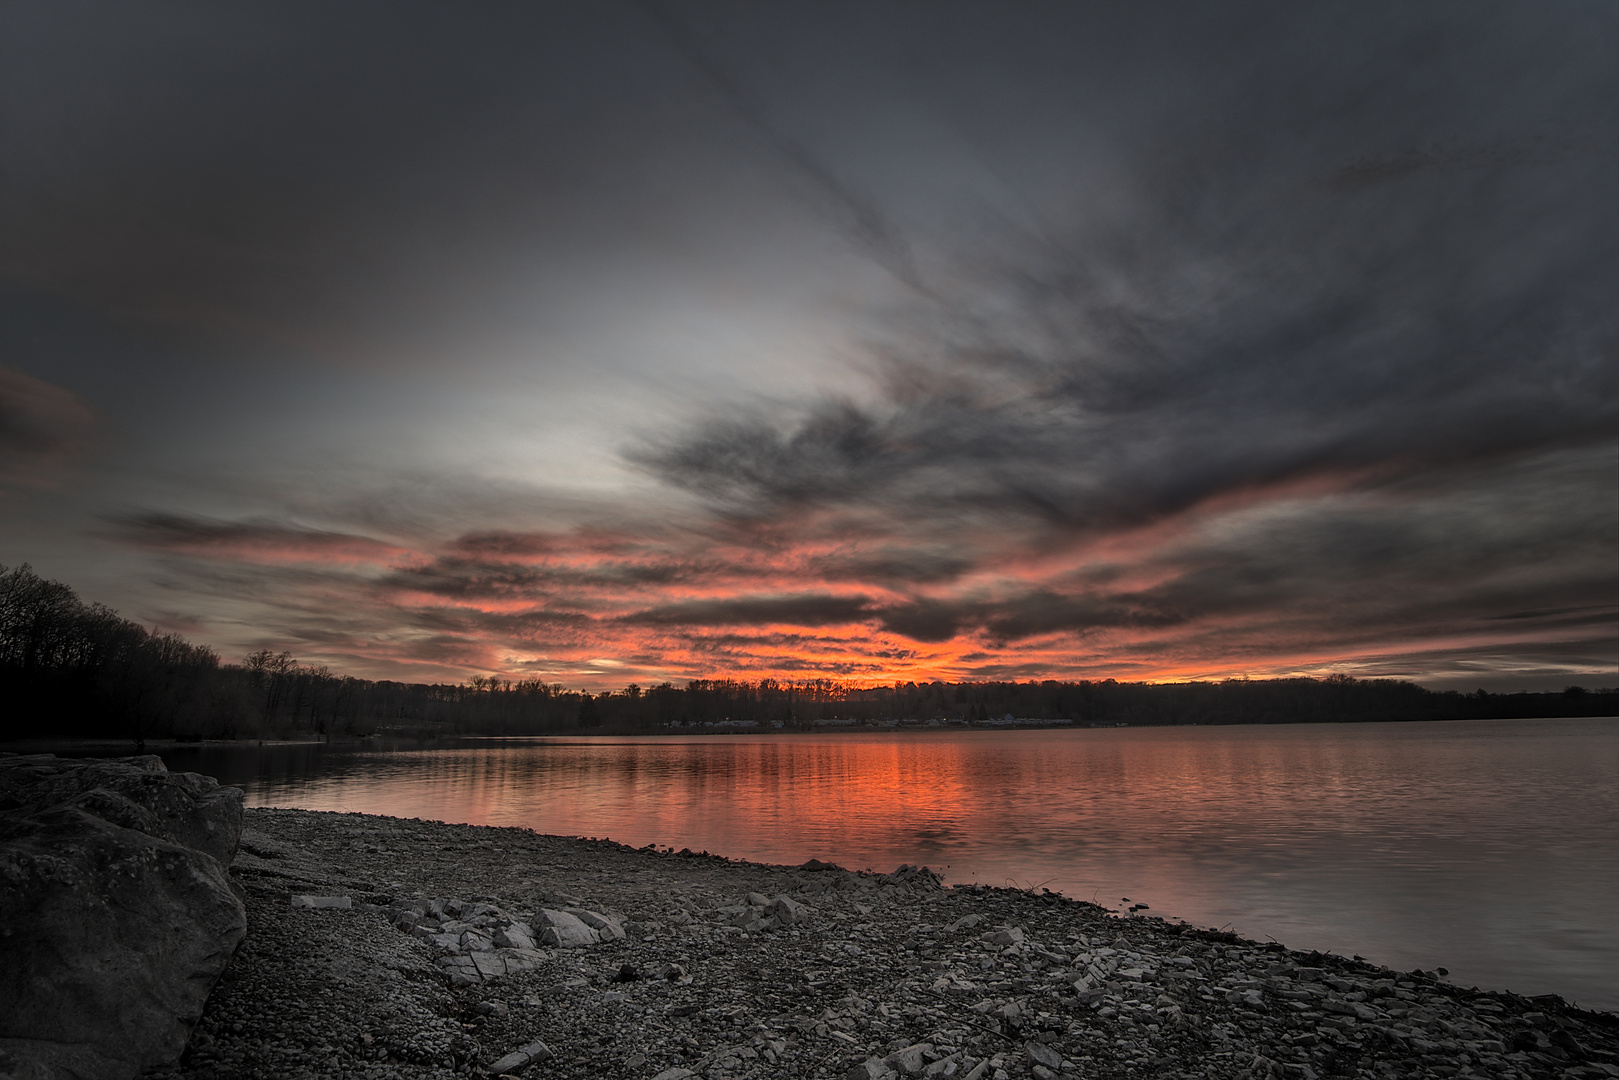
[157,718,1618,1011]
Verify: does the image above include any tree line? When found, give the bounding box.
[1,562,1612,742]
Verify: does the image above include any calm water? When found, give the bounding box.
[155,718,1618,1011]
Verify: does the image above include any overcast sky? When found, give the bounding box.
[2,1,1614,691]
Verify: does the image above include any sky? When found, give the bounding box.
[2,1,1615,692]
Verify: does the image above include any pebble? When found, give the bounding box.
[142,806,1619,1080]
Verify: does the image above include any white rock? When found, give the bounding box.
[534,909,599,948]
[493,924,536,950]
[472,952,509,979]
[570,909,626,940]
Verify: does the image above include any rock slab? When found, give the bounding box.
[0,754,246,1080]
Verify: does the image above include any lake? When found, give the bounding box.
[154,717,1618,1012]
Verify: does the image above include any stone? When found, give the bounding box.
[727,907,768,931]
[569,908,625,940]
[0,756,246,1080]
[488,1039,554,1073]
[1025,1041,1063,1069]
[849,1059,899,1080]
[745,891,771,906]
[471,952,509,979]
[650,1069,697,1080]
[947,914,986,932]
[771,894,810,925]
[500,947,548,974]
[533,908,599,947]
[459,929,495,952]
[440,955,480,986]
[981,926,1025,946]
[0,754,243,868]
[290,894,352,910]
[886,864,946,889]
[884,1042,934,1075]
[493,923,535,950]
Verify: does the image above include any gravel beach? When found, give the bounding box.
[147,807,1619,1080]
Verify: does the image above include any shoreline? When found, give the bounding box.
[151,806,1617,1080]
[6,715,1616,763]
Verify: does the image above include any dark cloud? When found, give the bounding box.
[114,512,409,563]
[873,600,960,644]
[636,4,1617,543]
[0,366,97,488]
[807,547,974,587]
[618,593,873,628]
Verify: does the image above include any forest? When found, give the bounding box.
[2,562,1613,742]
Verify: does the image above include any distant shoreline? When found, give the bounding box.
[6,713,1616,758]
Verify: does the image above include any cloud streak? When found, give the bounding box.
[105,436,1617,690]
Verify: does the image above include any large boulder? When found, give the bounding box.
[0,754,247,1080]
[0,754,242,867]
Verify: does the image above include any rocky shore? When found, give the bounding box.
[128,806,1616,1080]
